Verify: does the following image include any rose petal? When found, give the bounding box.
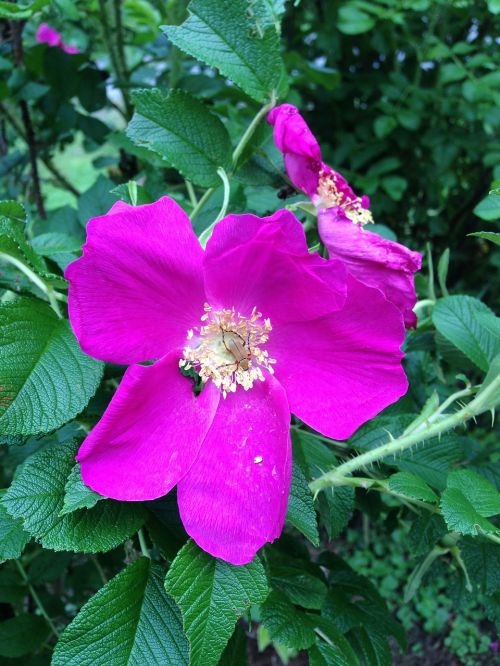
[206,209,309,256]
[66,197,206,364]
[178,376,291,564]
[77,351,220,501]
[267,104,322,197]
[204,211,347,323]
[268,275,408,440]
[319,209,422,327]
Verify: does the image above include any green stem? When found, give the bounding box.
[426,242,436,302]
[231,94,276,167]
[190,187,215,222]
[185,180,198,208]
[15,560,60,638]
[198,168,230,247]
[0,253,62,317]
[413,298,435,316]
[138,528,150,558]
[310,375,500,494]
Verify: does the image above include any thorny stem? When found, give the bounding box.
[0,253,62,317]
[138,528,151,558]
[309,375,500,494]
[15,559,60,638]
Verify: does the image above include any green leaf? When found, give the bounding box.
[388,472,438,503]
[128,89,232,188]
[60,464,104,515]
[165,540,269,666]
[77,176,118,227]
[373,116,396,139]
[319,486,355,540]
[0,0,49,20]
[468,231,500,246]
[0,298,103,436]
[309,642,357,666]
[0,212,66,289]
[0,614,49,658]
[348,628,391,666]
[2,442,146,552]
[218,624,248,666]
[163,0,285,102]
[31,232,81,271]
[270,560,327,610]
[286,461,319,546]
[447,469,500,517]
[0,498,30,560]
[52,558,188,666]
[437,247,450,295]
[407,513,448,556]
[432,295,500,372]
[476,353,500,410]
[260,590,317,649]
[337,6,375,35]
[292,430,354,538]
[440,487,499,537]
[473,192,500,221]
[308,617,359,666]
[460,538,500,595]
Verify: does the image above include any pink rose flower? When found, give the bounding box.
[36,23,79,54]
[66,197,408,564]
[267,104,422,328]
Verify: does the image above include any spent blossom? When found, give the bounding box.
[268,104,422,327]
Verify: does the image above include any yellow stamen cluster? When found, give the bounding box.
[316,169,374,226]
[180,304,276,398]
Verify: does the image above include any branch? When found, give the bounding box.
[0,103,80,197]
[10,21,46,219]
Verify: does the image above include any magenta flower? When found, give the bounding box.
[267,104,422,328]
[66,197,408,564]
[36,23,79,54]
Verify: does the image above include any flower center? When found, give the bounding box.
[316,169,374,226]
[180,304,276,397]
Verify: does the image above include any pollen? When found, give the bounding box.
[316,169,374,226]
[181,304,276,397]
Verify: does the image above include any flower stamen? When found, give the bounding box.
[316,169,374,226]
[181,304,276,397]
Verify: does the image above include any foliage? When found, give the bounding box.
[0,1,499,665]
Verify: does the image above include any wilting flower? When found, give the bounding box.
[268,104,421,328]
[36,23,79,54]
[66,197,408,564]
